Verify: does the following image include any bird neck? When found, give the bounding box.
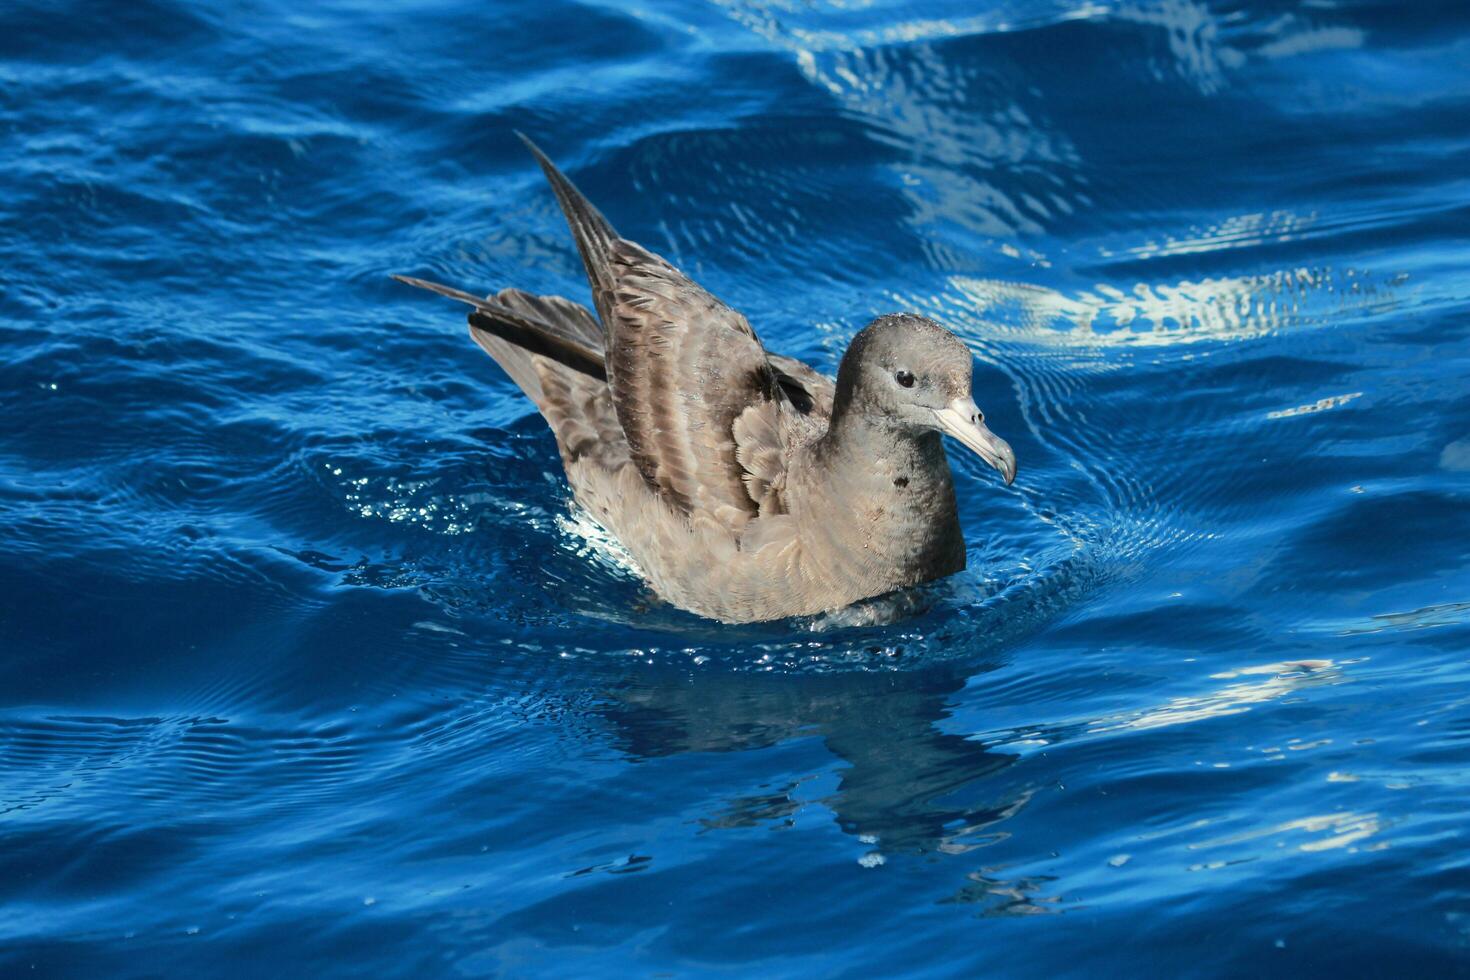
[798,413,966,589]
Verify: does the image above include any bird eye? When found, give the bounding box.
[895,370,915,388]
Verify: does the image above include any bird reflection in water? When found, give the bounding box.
[597,665,1035,879]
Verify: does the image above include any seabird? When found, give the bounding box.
[394,136,1016,624]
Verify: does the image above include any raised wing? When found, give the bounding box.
[522,136,799,528]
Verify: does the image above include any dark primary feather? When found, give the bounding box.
[392,274,606,381]
[490,286,604,350]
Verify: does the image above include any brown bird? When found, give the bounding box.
[394,136,1016,623]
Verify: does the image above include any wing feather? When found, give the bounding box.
[511,136,838,531]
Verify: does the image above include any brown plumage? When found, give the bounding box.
[393,135,1017,623]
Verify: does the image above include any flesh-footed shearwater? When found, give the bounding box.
[393,136,1017,624]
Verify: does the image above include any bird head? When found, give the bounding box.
[832,313,1017,485]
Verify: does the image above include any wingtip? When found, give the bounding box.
[391,273,440,293]
[510,130,619,292]
[390,274,497,311]
[514,130,552,167]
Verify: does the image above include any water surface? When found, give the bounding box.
[2,0,1469,974]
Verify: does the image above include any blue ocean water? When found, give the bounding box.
[3,0,1469,974]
